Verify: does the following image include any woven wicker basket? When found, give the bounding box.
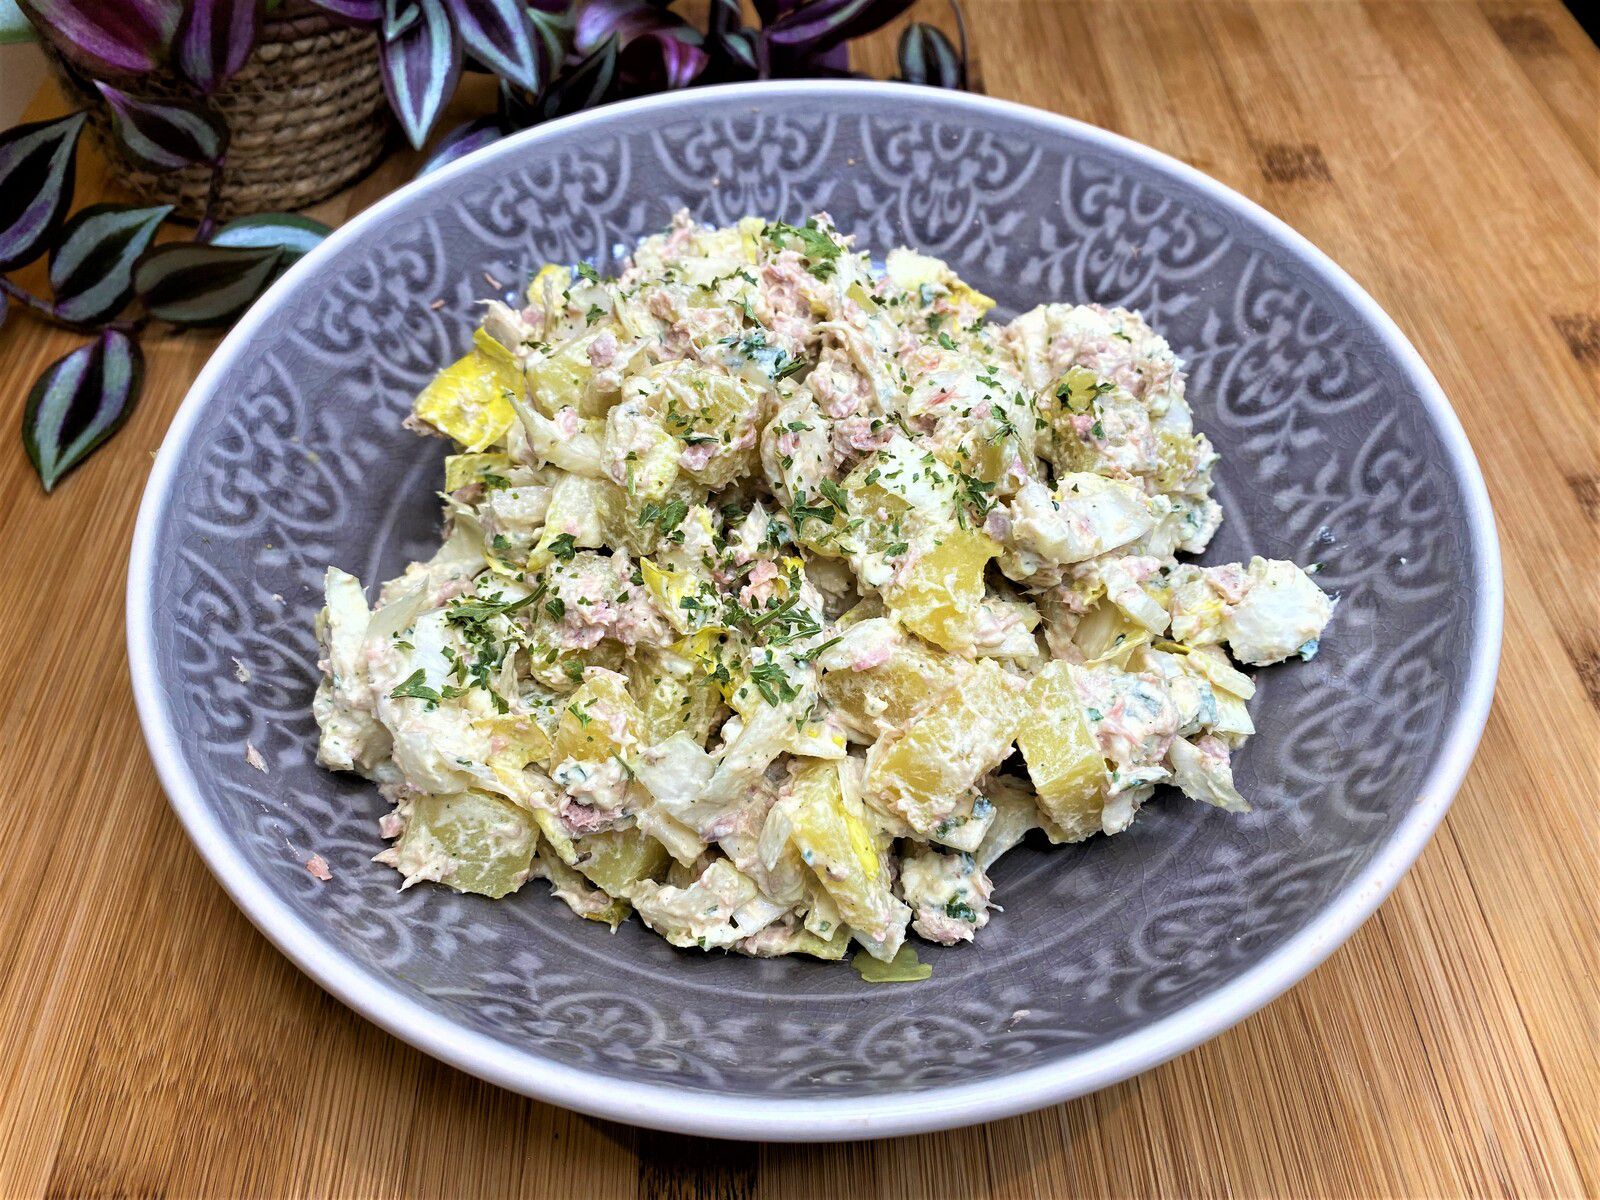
[47,3,392,220]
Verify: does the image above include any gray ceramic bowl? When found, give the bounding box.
[129,82,1500,1140]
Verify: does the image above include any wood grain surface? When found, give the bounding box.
[1,2,1596,1196]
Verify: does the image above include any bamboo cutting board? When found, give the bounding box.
[1,2,1596,1196]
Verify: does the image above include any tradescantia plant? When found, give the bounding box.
[2,0,966,490]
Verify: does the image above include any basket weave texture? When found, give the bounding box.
[48,6,392,220]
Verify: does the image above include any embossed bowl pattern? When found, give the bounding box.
[129,83,1500,1140]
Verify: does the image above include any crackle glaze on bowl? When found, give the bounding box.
[129,82,1500,1140]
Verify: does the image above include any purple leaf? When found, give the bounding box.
[540,35,618,120]
[765,0,914,53]
[380,0,462,149]
[0,111,85,271]
[527,9,567,78]
[94,83,229,173]
[383,0,421,40]
[574,0,705,92]
[419,115,503,175]
[133,242,284,326]
[618,28,707,92]
[176,0,261,93]
[209,212,332,263]
[445,0,544,93]
[16,0,181,76]
[897,22,963,89]
[303,0,384,23]
[573,0,657,52]
[703,1,758,81]
[23,330,143,491]
[48,203,173,324]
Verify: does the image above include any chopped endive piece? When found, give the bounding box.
[1159,640,1257,700]
[531,808,579,866]
[412,344,522,451]
[384,791,539,899]
[527,262,571,303]
[479,711,555,797]
[629,860,780,950]
[884,247,995,314]
[862,659,1026,834]
[780,761,903,946]
[639,557,722,636]
[1073,600,1151,669]
[573,828,670,894]
[625,646,722,744]
[882,525,1000,654]
[443,451,513,492]
[527,475,626,567]
[1167,736,1250,812]
[852,943,931,984]
[740,922,852,961]
[1016,661,1109,841]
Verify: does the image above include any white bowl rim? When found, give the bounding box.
[128,79,1503,1142]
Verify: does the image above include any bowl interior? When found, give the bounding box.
[139,87,1485,1109]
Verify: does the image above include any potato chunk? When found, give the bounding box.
[1016,661,1108,840]
[553,670,639,763]
[863,659,1026,833]
[882,525,1000,654]
[389,791,539,899]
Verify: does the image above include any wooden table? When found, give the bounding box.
[2,2,1596,1196]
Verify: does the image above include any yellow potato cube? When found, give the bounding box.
[883,525,1000,653]
[819,638,964,740]
[863,659,1025,832]
[626,647,722,744]
[527,332,610,418]
[393,791,539,899]
[573,827,669,895]
[1016,661,1108,840]
[553,671,639,763]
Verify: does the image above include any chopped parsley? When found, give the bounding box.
[389,669,439,706]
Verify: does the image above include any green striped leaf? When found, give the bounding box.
[48,203,173,324]
[23,330,143,491]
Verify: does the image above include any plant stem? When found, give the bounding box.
[195,156,227,242]
[0,277,136,336]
